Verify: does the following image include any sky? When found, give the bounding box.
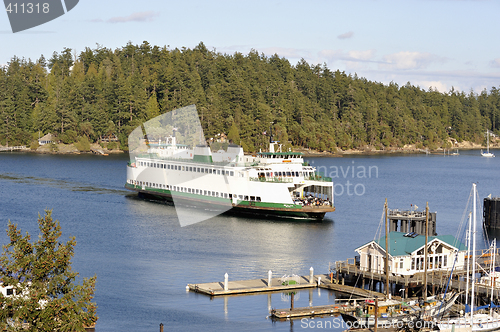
[1,0,500,94]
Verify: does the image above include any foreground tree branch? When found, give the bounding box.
[0,210,97,331]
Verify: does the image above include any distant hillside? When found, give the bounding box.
[1,41,499,152]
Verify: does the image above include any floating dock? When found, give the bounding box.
[188,272,386,298]
[188,274,322,296]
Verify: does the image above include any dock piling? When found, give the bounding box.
[224,273,228,291]
[309,267,314,284]
[268,270,272,287]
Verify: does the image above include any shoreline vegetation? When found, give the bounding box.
[2,41,500,154]
[1,136,497,157]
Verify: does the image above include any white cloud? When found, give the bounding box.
[380,51,447,70]
[106,11,159,23]
[414,80,449,93]
[338,31,354,39]
[259,47,312,60]
[318,49,376,63]
[490,58,500,68]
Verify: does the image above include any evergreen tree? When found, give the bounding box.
[0,210,97,331]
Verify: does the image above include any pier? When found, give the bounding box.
[335,250,500,301]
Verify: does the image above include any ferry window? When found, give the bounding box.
[212,191,215,196]
[238,195,243,200]
[224,193,228,198]
[181,166,184,171]
[286,172,291,176]
[221,170,225,175]
[204,190,207,195]
[209,169,212,174]
[217,170,220,175]
[295,172,299,177]
[174,165,177,170]
[266,172,270,177]
[244,196,249,201]
[230,171,234,176]
[256,197,261,202]
[189,167,193,172]
[250,196,255,201]
[229,194,232,199]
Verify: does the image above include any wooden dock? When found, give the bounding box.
[188,274,322,296]
[188,272,387,298]
[270,303,357,319]
[321,282,385,299]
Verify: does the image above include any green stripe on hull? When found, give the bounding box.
[124,183,330,220]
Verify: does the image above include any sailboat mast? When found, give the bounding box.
[491,239,496,316]
[465,212,471,306]
[487,130,490,153]
[385,198,390,299]
[471,183,477,327]
[424,202,428,301]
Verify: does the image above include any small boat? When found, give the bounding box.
[340,292,459,328]
[451,149,460,156]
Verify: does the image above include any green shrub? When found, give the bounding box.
[30,140,39,150]
[60,130,77,144]
[74,136,91,152]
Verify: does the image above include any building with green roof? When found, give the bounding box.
[355,232,467,276]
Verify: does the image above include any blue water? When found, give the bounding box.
[0,150,499,331]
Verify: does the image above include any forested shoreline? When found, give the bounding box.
[1,41,500,153]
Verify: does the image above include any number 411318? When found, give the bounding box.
[5,3,50,14]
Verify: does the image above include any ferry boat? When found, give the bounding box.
[125,135,335,221]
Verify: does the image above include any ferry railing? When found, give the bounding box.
[249,177,293,183]
[305,174,333,182]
